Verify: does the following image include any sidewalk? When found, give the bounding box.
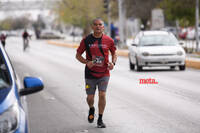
[47,40,200,69]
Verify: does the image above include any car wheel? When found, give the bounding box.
[136,59,142,71]
[179,64,186,71]
[129,58,135,70]
[170,66,175,70]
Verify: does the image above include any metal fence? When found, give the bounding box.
[179,40,197,53]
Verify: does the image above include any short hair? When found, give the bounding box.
[92,18,104,25]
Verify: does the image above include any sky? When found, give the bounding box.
[0,0,52,20]
[0,10,50,20]
[1,0,44,1]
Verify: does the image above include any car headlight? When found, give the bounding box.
[142,52,150,56]
[177,51,183,56]
[0,102,19,133]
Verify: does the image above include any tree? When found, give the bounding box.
[0,18,12,30]
[159,0,197,27]
[55,0,106,36]
[110,0,119,20]
[0,16,32,30]
[123,0,197,27]
[124,0,162,28]
[12,16,32,30]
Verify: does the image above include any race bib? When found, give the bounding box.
[92,56,104,66]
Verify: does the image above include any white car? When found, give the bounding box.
[129,31,186,71]
[39,31,65,39]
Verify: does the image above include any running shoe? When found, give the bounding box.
[88,107,95,123]
[97,119,106,128]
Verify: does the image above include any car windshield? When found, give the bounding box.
[0,52,11,89]
[139,34,179,46]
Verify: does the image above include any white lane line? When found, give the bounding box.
[39,90,56,101]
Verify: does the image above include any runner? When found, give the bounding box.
[76,18,117,128]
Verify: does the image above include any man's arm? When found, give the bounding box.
[76,52,88,64]
[111,52,117,65]
[76,52,94,68]
[108,52,117,70]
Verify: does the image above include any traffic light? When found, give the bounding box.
[103,0,109,14]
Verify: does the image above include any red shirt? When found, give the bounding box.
[0,34,6,41]
[77,34,116,78]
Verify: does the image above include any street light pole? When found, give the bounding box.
[118,0,125,47]
[103,0,111,36]
[108,0,111,37]
[196,0,199,52]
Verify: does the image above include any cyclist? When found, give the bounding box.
[22,29,31,51]
[0,33,7,47]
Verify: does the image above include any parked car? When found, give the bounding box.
[161,26,178,37]
[39,31,65,39]
[128,30,186,71]
[0,44,44,132]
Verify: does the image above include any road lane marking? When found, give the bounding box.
[40,90,56,101]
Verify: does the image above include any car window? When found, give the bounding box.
[0,51,11,89]
[139,34,179,46]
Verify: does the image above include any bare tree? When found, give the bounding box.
[124,0,162,27]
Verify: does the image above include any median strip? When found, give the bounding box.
[47,40,79,48]
[185,59,200,69]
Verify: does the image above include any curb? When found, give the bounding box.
[47,40,79,48]
[185,59,200,69]
[47,40,129,57]
[47,40,200,69]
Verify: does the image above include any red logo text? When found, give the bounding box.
[139,78,158,84]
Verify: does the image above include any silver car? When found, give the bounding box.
[128,31,186,71]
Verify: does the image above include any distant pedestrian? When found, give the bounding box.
[34,27,41,39]
[76,18,117,128]
[0,33,7,47]
[110,22,116,40]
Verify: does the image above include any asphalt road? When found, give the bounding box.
[5,37,200,133]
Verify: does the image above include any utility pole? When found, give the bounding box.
[108,0,111,37]
[196,0,199,52]
[103,0,111,36]
[118,0,125,47]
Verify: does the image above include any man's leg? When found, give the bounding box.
[85,79,96,123]
[23,39,25,51]
[98,91,106,115]
[97,76,109,128]
[87,94,95,123]
[87,94,95,108]
[97,91,106,128]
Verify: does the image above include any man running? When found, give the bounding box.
[76,18,117,128]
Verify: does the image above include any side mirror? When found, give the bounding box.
[20,77,44,96]
[131,44,137,47]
